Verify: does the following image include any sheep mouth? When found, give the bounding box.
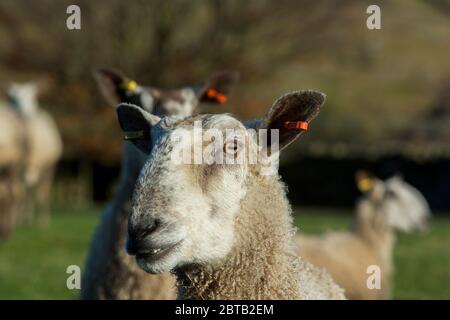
[136,240,182,262]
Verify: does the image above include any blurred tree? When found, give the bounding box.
[0,0,449,166]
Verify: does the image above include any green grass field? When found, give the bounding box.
[0,205,449,299]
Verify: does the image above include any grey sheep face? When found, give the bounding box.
[116,90,326,274]
[356,172,431,232]
[95,68,239,118]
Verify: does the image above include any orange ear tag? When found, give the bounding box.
[206,89,227,103]
[284,121,308,131]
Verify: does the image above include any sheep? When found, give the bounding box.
[81,68,239,299]
[7,83,63,225]
[295,171,432,299]
[0,103,26,239]
[117,90,346,299]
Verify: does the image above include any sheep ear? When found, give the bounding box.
[95,68,139,107]
[195,71,239,104]
[355,170,377,193]
[259,90,325,151]
[116,103,161,155]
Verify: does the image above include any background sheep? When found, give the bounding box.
[0,102,26,239]
[118,91,345,299]
[296,171,432,299]
[81,68,238,299]
[7,83,63,225]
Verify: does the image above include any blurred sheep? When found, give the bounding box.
[82,68,238,299]
[296,171,431,299]
[7,82,62,226]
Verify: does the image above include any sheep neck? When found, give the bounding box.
[353,202,395,278]
[176,171,302,299]
[115,142,148,216]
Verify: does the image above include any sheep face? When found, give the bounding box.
[357,174,431,232]
[117,90,325,274]
[123,114,250,274]
[7,83,39,116]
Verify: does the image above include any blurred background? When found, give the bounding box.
[0,0,449,299]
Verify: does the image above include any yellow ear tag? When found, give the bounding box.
[122,80,138,91]
[124,130,144,140]
[357,177,375,192]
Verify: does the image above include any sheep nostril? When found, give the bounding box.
[126,219,163,255]
[145,219,161,236]
[132,219,162,240]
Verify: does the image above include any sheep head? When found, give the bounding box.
[116,90,325,274]
[95,68,239,118]
[7,81,47,116]
[356,171,431,232]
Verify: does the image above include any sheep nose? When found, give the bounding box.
[126,219,161,255]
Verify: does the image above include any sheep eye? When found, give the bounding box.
[224,138,240,154]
